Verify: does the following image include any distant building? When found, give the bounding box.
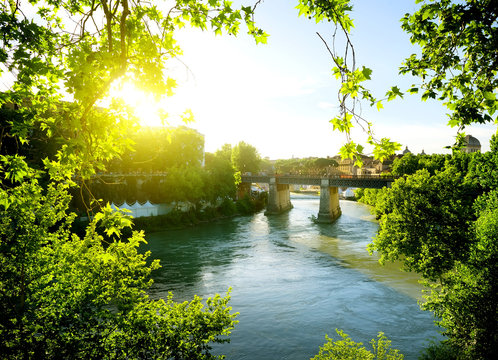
[462,135,481,153]
[402,146,411,155]
[331,154,394,175]
[332,155,366,175]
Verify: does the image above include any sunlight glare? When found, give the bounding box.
[109,81,165,127]
[107,80,203,129]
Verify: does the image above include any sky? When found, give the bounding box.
[157,0,496,159]
[1,0,495,159]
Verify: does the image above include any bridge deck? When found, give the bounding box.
[241,174,395,189]
[85,173,395,189]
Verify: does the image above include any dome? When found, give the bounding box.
[464,135,480,146]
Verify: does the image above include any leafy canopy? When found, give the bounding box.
[368,143,498,358]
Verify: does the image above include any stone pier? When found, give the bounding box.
[316,179,341,223]
[264,177,293,215]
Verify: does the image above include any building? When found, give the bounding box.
[462,135,481,153]
[331,154,394,175]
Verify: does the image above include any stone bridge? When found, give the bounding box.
[240,174,396,223]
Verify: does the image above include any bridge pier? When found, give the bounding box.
[316,179,341,223]
[239,174,395,222]
[265,177,293,215]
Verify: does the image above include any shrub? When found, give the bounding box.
[312,330,404,360]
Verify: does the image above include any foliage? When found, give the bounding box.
[369,143,498,358]
[400,0,498,129]
[108,126,205,174]
[311,330,404,360]
[370,167,479,281]
[421,189,498,359]
[204,149,240,203]
[390,153,448,177]
[76,141,242,215]
[0,178,237,359]
[418,341,458,360]
[259,156,274,174]
[132,208,197,231]
[215,143,233,162]
[162,166,205,204]
[273,156,338,175]
[231,141,261,174]
[218,197,238,217]
[235,193,267,215]
[1,0,268,357]
[354,188,386,207]
[466,134,498,190]
[312,157,338,172]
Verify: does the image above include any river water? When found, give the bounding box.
[143,195,441,359]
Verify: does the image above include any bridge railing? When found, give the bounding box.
[241,173,397,181]
[240,173,398,189]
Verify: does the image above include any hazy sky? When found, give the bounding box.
[163,0,495,159]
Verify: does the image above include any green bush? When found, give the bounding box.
[236,195,255,215]
[218,198,237,216]
[418,341,458,360]
[312,330,404,360]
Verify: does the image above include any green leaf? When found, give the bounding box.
[483,91,496,101]
[361,66,372,80]
[386,86,404,101]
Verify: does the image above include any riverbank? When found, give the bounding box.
[291,190,357,201]
[72,194,268,235]
[291,189,320,195]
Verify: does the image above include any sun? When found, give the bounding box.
[107,81,166,128]
[107,80,201,129]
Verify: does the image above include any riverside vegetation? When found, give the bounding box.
[355,142,498,359]
[70,127,267,232]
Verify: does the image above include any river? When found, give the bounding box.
[143,194,442,359]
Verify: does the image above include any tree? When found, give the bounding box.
[204,150,240,203]
[215,143,233,162]
[110,126,205,173]
[370,166,479,280]
[400,0,498,130]
[368,148,498,358]
[0,184,237,358]
[1,0,267,357]
[391,153,448,177]
[162,126,205,169]
[273,157,337,175]
[231,141,261,174]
